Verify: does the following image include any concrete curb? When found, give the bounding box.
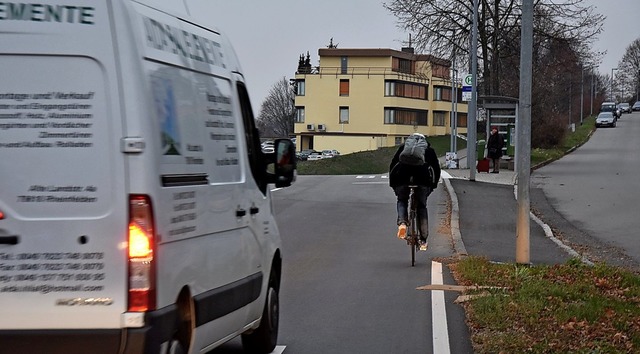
[442,126,596,261]
[443,177,467,256]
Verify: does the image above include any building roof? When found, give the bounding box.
[318,48,450,67]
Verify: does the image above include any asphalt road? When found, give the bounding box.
[531,110,640,268]
[213,175,472,353]
[209,112,640,353]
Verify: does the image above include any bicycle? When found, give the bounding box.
[406,185,421,266]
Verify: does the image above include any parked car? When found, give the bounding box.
[600,102,621,119]
[321,149,340,158]
[618,102,632,114]
[595,111,616,128]
[261,140,274,153]
[306,152,324,161]
[633,101,640,111]
[296,149,317,161]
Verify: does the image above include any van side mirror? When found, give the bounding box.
[272,139,296,188]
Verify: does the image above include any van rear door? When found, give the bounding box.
[0,2,128,329]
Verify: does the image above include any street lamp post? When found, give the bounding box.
[590,71,594,115]
[611,67,619,101]
[582,65,596,122]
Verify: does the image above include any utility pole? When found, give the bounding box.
[467,0,479,181]
[611,67,618,101]
[590,71,594,116]
[580,66,584,124]
[516,0,533,265]
[450,54,456,158]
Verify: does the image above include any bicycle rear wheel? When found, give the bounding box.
[410,234,416,266]
[408,191,419,266]
[410,216,419,266]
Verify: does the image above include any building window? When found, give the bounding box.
[385,80,427,100]
[339,79,349,96]
[433,111,446,126]
[385,81,395,96]
[434,86,452,101]
[392,57,414,74]
[457,112,468,127]
[295,79,305,96]
[339,107,349,123]
[384,108,428,126]
[341,56,348,74]
[295,107,305,123]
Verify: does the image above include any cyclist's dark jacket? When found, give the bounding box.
[389,143,441,189]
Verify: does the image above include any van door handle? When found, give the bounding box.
[250,206,259,215]
[0,235,19,245]
[236,209,247,217]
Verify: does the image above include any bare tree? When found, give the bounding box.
[384,0,604,96]
[617,38,640,102]
[256,77,295,138]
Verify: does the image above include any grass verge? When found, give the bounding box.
[296,135,467,175]
[450,256,640,353]
[296,117,596,175]
[531,116,596,167]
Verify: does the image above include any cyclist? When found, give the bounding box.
[389,133,441,250]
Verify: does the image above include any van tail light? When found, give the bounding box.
[128,195,156,312]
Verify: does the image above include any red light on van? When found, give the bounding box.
[127,195,156,312]
[0,210,4,220]
[129,223,152,258]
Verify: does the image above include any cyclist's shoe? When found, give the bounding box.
[419,238,428,251]
[397,223,407,239]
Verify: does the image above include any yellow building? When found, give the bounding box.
[293,47,468,154]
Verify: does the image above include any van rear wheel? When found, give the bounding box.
[241,282,279,353]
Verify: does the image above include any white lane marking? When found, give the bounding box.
[431,261,451,354]
[352,182,388,185]
[270,345,286,353]
[356,175,376,179]
[441,171,452,179]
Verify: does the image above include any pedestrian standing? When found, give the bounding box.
[487,126,504,173]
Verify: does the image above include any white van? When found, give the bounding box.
[0,1,295,353]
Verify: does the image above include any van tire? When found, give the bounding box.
[166,289,193,354]
[167,340,185,354]
[241,272,279,353]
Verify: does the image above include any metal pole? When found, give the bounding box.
[611,67,618,100]
[590,71,594,116]
[516,0,533,265]
[450,55,456,155]
[467,0,479,181]
[580,66,584,124]
[569,78,572,127]
[611,68,614,100]
[454,69,458,153]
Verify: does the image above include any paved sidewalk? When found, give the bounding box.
[439,150,575,265]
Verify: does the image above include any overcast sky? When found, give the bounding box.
[186,0,640,113]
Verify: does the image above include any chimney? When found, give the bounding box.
[401,33,414,54]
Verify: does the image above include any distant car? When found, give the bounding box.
[321,149,340,158]
[306,152,324,161]
[600,102,621,119]
[633,101,640,111]
[595,111,616,128]
[618,103,631,114]
[261,141,274,152]
[296,149,317,161]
